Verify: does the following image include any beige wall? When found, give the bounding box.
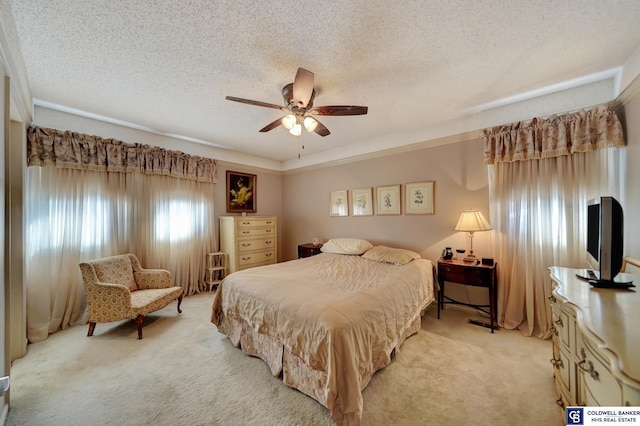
[622,86,640,258]
[281,138,492,263]
[213,162,283,261]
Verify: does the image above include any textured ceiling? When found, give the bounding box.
[8,1,640,167]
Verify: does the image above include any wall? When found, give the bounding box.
[281,138,491,262]
[622,82,640,258]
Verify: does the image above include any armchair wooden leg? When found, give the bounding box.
[177,295,183,314]
[87,322,96,337]
[136,315,144,340]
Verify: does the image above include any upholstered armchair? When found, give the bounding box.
[79,253,183,339]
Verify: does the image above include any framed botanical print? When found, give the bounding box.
[226,170,256,213]
[330,190,349,216]
[376,185,401,215]
[351,188,373,216]
[404,181,435,215]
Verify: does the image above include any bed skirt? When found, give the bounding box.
[216,305,428,413]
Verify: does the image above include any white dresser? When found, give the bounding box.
[548,267,640,407]
[219,215,277,274]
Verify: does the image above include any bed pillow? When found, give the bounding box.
[320,238,373,255]
[362,245,421,265]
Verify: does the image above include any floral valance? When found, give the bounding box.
[27,126,218,183]
[482,104,624,165]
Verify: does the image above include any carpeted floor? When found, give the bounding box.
[6,291,563,425]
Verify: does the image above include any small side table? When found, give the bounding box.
[298,243,322,259]
[437,258,498,332]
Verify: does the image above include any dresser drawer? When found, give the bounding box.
[624,384,640,406]
[552,308,570,350]
[237,217,276,229]
[238,249,276,267]
[579,335,623,406]
[439,264,492,286]
[556,345,571,393]
[439,267,465,284]
[464,268,491,285]
[238,227,275,238]
[238,237,275,252]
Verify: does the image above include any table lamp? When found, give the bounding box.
[455,210,492,262]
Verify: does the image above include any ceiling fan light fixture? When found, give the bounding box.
[289,123,302,136]
[226,67,368,139]
[303,116,318,133]
[282,114,296,130]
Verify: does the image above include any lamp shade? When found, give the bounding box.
[289,123,302,136]
[455,210,492,232]
[303,116,318,132]
[282,114,297,130]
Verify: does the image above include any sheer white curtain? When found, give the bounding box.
[484,104,625,338]
[26,166,216,343]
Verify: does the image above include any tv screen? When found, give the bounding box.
[586,196,624,284]
[586,203,600,265]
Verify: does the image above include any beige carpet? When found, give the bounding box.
[6,291,563,425]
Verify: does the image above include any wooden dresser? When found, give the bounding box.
[220,215,277,274]
[548,267,640,407]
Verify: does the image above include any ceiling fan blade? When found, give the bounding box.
[309,105,368,116]
[293,68,314,108]
[312,118,330,137]
[259,117,285,133]
[226,96,287,111]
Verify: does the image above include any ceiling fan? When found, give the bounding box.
[226,68,368,137]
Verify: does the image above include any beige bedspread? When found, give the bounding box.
[211,253,435,425]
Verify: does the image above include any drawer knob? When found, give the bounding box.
[577,359,600,381]
[550,357,564,369]
[548,295,557,303]
[554,318,563,327]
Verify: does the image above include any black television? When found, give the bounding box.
[584,196,633,288]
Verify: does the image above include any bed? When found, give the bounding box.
[211,240,436,425]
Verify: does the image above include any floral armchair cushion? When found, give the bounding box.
[92,255,138,292]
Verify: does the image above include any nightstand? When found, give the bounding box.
[298,243,322,258]
[437,258,498,332]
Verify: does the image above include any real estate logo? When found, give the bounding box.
[566,407,583,425]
